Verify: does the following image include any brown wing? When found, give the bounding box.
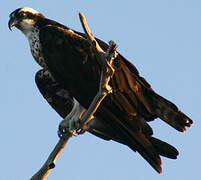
[39,24,192,172]
[35,69,74,117]
[35,68,179,173]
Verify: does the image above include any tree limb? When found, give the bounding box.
[30,12,118,180]
[30,133,72,180]
[78,13,118,132]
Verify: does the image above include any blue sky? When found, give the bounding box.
[1,0,201,179]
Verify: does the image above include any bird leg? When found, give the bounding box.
[58,98,91,136]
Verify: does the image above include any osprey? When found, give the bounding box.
[9,7,193,173]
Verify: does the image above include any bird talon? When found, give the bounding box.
[76,128,86,135]
[57,119,71,138]
[68,116,89,136]
[71,130,79,136]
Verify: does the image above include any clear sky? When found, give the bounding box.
[1,0,201,179]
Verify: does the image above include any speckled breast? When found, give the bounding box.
[28,27,47,68]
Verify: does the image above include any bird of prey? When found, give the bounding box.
[9,7,193,173]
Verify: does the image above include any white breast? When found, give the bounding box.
[26,26,47,68]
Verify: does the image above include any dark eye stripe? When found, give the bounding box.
[17,12,36,19]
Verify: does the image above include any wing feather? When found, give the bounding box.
[38,24,192,173]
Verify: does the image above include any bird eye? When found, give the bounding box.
[19,12,28,17]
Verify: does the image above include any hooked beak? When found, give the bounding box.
[8,17,18,31]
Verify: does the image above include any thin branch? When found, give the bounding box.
[79,12,104,53]
[78,13,118,131]
[30,133,72,180]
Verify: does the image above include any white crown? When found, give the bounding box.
[19,7,39,14]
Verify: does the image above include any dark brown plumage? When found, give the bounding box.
[9,7,193,173]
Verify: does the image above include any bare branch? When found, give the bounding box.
[30,133,72,180]
[78,13,118,132]
[79,12,104,53]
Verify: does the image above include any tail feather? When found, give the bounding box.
[127,131,162,173]
[100,106,163,173]
[149,137,179,159]
[133,146,162,173]
[128,135,179,173]
[151,92,193,132]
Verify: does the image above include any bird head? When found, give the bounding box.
[8,7,45,34]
